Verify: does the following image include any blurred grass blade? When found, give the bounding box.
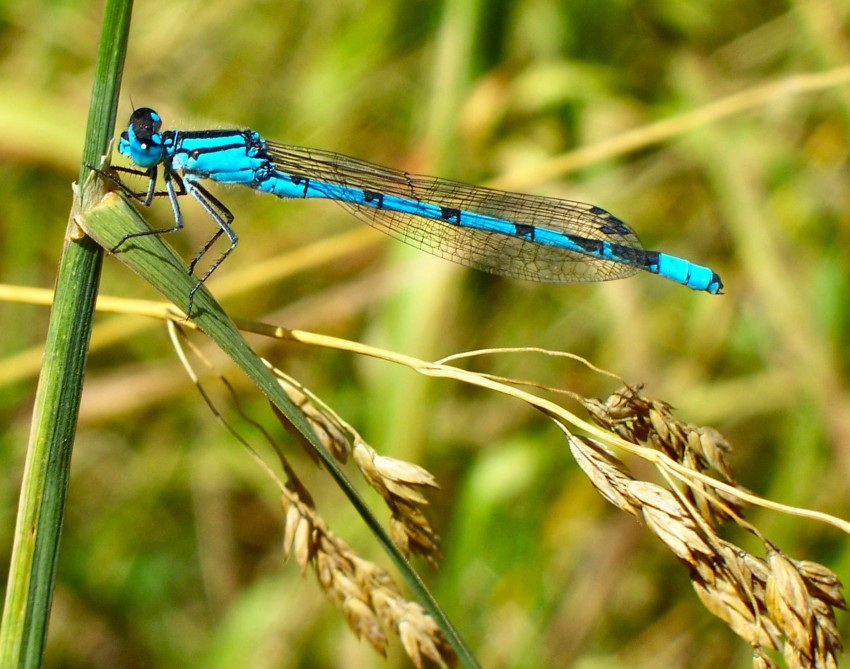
[77,192,480,668]
[0,1,133,667]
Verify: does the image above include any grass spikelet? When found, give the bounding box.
[566,383,846,668]
[582,387,739,526]
[268,368,353,465]
[566,435,641,516]
[352,443,441,565]
[268,365,442,565]
[134,317,850,667]
[169,325,458,666]
[279,486,456,668]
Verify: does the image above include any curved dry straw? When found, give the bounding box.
[92,291,849,669]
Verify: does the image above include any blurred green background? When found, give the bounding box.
[2,0,850,667]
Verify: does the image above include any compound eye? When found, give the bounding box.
[130,108,162,140]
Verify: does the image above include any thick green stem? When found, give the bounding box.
[0,2,133,667]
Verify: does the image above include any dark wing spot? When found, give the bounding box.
[440,206,461,224]
[589,206,632,236]
[567,234,604,254]
[364,190,385,208]
[514,223,535,240]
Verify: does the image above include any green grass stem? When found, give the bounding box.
[0,2,133,667]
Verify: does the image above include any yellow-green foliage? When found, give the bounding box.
[1,1,849,667]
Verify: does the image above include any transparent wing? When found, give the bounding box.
[265,142,644,284]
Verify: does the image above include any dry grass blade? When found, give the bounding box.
[167,317,848,666]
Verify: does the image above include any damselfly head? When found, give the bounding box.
[119,107,167,167]
[129,108,163,145]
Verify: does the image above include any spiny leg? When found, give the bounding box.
[182,179,238,316]
[111,168,188,252]
[108,164,159,204]
[89,163,184,204]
